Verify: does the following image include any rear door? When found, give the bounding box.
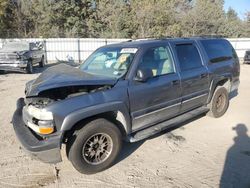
[171,41,209,112]
[128,44,181,131]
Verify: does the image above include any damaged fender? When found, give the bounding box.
[61,101,131,134]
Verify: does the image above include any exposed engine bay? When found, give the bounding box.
[25,85,112,108]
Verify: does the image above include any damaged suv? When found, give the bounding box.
[0,41,45,73]
[12,38,240,174]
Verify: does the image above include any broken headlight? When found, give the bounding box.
[27,105,53,120]
[26,105,54,135]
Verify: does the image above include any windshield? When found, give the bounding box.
[80,47,138,78]
[2,42,29,51]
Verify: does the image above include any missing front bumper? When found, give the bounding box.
[12,98,62,164]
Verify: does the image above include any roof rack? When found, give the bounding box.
[125,37,156,42]
[190,35,226,38]
[125,35,225,43]
[156,36,174,39]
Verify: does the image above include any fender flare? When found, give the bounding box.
[60,101,131,134]
[207,74,232,103]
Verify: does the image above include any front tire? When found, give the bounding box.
[207,87,229,118]
[67,118,122,174]
[26,60,33,74]
[39,56,45,67]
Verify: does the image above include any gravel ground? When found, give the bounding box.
[0,64,250,188]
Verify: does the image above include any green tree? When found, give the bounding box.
[94,0,190,38]
[0,0,16,37]
[133,0,172,38]
[182,0,226,36]
[48,0,94,37]
[220,7,243,37]
[10,0,96,38]
[0,0,248,38]
[243,12,250,37]
[94,0,137,38]
[0,0,7,36]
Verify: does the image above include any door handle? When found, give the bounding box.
[200,73,208,78]
[172,80,180,85]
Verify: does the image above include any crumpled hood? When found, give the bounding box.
[25,64,118,97]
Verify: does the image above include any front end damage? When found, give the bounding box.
[23,84,112,136]
[0,52,29,72]
[12,98,62,163]
[12,65,115,163]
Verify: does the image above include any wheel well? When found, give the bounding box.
[216,79,231,92]
[62,111,127,143]
[208,78,231,104]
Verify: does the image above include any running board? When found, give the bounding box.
[128,107,209,142]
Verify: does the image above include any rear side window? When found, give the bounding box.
[201,39,237,63]
[175,44,203,71]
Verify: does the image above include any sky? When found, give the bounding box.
[224,0,250,20]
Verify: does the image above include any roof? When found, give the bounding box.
[105,37,226,48]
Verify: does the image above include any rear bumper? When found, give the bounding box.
[231,79,240,93]
[12,98,62,164]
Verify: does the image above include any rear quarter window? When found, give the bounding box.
[201,39,237,63]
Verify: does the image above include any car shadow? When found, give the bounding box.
[115,140,145,164]
[220,123,250,188]
[148,113,205,140]
[114,113,206,165]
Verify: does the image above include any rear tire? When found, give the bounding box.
[207,87,229,118]
[26,60,33,74]
[66,118,122,174]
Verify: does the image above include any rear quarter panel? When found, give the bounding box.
[196,39,240,102]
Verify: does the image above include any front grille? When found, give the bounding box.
[0,52,18,60]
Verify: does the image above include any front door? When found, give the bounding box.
[128,45,181,131]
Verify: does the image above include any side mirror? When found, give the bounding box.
[135,68,153,82]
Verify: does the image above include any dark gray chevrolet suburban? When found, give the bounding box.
[12,37,240,174]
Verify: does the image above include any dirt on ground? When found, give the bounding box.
[0,64,250,188]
